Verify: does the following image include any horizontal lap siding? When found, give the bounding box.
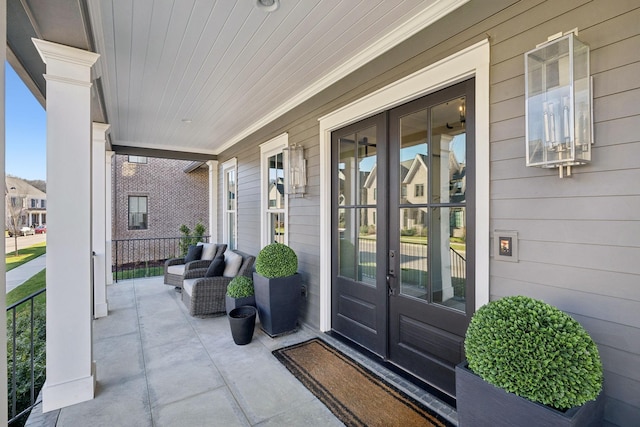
[215,0,639,424]
[488,1,640,425]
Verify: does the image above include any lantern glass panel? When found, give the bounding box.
[525,34,591,169]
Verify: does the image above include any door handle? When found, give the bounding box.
[388,250,396,277]
[387,275,395,296]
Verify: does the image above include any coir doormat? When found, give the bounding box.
[272,338,452,427]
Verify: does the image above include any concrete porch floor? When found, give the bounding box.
[28,276,458,426]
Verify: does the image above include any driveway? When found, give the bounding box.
[5,233,47,254]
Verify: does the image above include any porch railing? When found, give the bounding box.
[7,288,46,426]
[112,236,210,282]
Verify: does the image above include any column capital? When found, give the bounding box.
[92,122,111,138]
[32,38,99,82]
[206,160,219,169]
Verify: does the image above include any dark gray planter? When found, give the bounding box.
[225,294,256,315]
[228,306,257,345]
[253,272,301,337]
[455,362,604,427]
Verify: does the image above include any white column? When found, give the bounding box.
[92,123,110,318]
[0,1,8,423]
[207,160,218,241]
[105,151,114,285]
[33,38,99,412]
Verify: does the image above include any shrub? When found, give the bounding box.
[464,295,603,410]
[7,301,46,424]
[400,228,416,236]
[178,223,207,256]
[255,243,297,278]
[227,276,254,298]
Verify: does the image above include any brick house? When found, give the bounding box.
[111,155,209,240]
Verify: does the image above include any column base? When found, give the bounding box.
[42,361,96,412]
[94,301,109,319]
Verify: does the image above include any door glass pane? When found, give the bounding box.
[358,127,378,204]
[431,207,466,311]
[338,207,376,285]
[399,207,428,300]
[431,97,466,203]
[338,134,356,206]
[399,109,428,203]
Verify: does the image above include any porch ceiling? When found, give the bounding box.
[8,0,468,158]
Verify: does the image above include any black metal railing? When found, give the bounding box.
[7,288,46,426]
[112,236,210,282]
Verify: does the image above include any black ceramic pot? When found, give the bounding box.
[228,306,257,345]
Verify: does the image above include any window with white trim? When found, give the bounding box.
[260,133,289,246]
[222,158,237,250]
[128,196,148,230]
[128,155,147,164]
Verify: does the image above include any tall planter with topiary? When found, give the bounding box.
[456,295,604,427]
[253,243,301,337]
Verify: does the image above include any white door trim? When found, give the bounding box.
[319,39,490,332]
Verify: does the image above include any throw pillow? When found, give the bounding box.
[184,245,203,263]
[205,255,226,277]
[223,250,243,277]
[200,243,217,260]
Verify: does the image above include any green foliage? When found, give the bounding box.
[226,276,254,298]
[178,223,207,256]
[464,295,603,410]
[400,228,416,236]
[255,243,298,279]
[7,295,46,423]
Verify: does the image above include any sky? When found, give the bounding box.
[5,61,47,181]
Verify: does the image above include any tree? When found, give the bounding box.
[6,187,27,255]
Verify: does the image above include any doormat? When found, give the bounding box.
[272,338,452,427]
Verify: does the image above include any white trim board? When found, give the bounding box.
[318,39,490,332]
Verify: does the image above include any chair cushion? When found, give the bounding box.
[182,278,197,297]
[200,243,217,261]
[205,255,226,277]
[167,264,186,276]
[185,245,203,263]
[223,250,243,278]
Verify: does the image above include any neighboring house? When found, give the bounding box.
[112,155,209,240]
[5,176,47,231]
[5,1,640,425]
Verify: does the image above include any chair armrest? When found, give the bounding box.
[184,268,208,279]
[185,259,212,272]
[165,257,186,268]
[191,276,233,297]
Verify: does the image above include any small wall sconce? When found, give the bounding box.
[283,143,306,197]
[525,30,593,178]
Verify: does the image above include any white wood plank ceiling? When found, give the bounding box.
[88,0,467,156]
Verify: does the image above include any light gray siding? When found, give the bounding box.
[215,1,639,424]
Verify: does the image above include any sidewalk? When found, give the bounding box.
[6,254,46,294]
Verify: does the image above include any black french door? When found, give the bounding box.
[331,79,475,397]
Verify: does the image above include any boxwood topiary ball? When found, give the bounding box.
[255,243,298,279]
[226,276,254,298]
[464,295,603,410]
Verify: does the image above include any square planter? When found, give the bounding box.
[253,273,301,337]
[455,362,604,427]
[225,295,256,315]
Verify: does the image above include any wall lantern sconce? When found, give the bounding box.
[525,30,593,178]
[283,143,306,197]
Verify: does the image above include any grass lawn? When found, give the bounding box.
[6,242,46,272]
[7,269,46,307]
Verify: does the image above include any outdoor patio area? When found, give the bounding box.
[28,276,457,426]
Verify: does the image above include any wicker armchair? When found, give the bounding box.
[181,250,255,317]
[164,243,227,288]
